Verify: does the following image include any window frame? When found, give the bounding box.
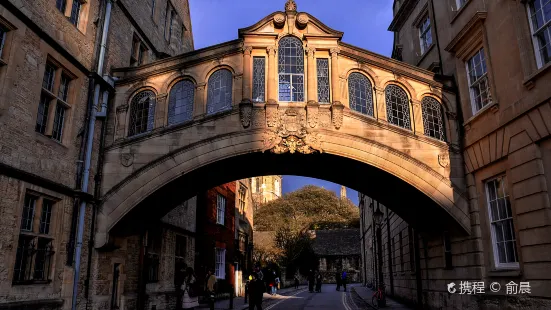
[216,194,226,225]
[484,175,519,270]
[465,48,492,114]
[455,0,468,10]
[421,96,446,141]
[348,72,374,117]
[128,90,156,137]
[215,248,226,279]
[167,79,195,125]
[145,229,161,283]
[277,36,305,102]
[385,84,412,130]
[316,58,330,103]
[206,69,233,115]
[252,56,266,102]
[526,0,551,69]
[238,185,247,218]
[418,14,433,55]
[69,0,82,27]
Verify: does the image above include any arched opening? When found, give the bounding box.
[206,69,233,115]
[168,79,195,125]
[128,90,156,137]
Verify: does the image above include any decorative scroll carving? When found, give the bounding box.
[307,101,319,128]
[239,99,253,128]
[331,102,344,129]
[438,153,450,168]
[330,47,341,57]
[262,108,323,154]
[266,102,279,127]
[296,13,309,29]
[267,46,277,56]
[242,46,253,55]
[305,46,316,57]
[285,0,297,12]
[120,152,134,167]
[274,13,286,27]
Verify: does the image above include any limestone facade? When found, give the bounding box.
[374,0,551,308]
[251,175,282,207]
[0,0,192,309]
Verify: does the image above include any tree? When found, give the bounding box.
[255,185,360,232]
[274,227,317,277]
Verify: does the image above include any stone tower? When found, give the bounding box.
[340,185,347,199]
[251,175,283,208]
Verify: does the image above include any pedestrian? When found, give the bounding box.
[204,268,217,310]
[315,271,322,293]
[181,267,199,309]
[341,271,348,292]
[273,272,280,295]
[294,274,300,289]
[335,271,341,291]
[175,264,187,310]
[248,272,265,310]
[307,270,315,293]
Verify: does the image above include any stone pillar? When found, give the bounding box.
[267,45,277,104]
[154,93,168,129]
[374,86,387,122]
[330,47,341,104]
[411,99,423,135]
[115,104,129,140]
[242,46,253,102]
[306,47,316,103]
[194,83,206,118]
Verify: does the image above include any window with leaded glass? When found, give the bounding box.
[238,185,246,217]
[348,73,374,116]
[421,97,445,141]
[527,0,551,68]
[42,64,56,92]
[385,85,411,129]
[216,194,226,225]
[58,74,70,102]
[418,15,432,54]
[215,248,226,279]
[35,95,50,135]
[146,229,161,283]
[56,0,67,14]
[14,193,56,284]
[130,35,149,67]
[486,176,519,269]
[168,80,194,125]
[206,69,233,115]
[278,36,304,102]
[51,104,66,142]
[0,25,7,59]
[253,57,266,102]
[69,0,82,26]
[317,58,330,103]
[466,48,492,113]
[128,90,156,136]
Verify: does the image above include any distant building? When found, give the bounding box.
[340,185,347,199]
[251,175,282,208]
[312,229,361,283]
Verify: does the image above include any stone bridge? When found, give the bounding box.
[95,2,468,248]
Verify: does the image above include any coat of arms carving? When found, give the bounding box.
[438,153,450,168]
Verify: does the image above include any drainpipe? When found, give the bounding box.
[72,1,113,310]
[429,0,444,75]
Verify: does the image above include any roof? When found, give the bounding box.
[312,229,360,256]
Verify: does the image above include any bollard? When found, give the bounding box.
[229,285,234,309]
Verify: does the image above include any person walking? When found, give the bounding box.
[307,270,315,293]
[294,274,300,289]
[315,271,322,293]
[204,268,217,310]
[341,271,348,292]
[175,265,187,310]
[181,267,199,309]
[248,272,265,310]
[335,271,341,291]
[273,272,280,295]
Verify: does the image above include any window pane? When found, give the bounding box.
[278,36,304,102]
[206,69,233,114]
[168,80,194,125]
[421,97,445,140]
[69,0,81,26]
[13,236,34,283]
[129,91,156,136]
[56,0,67,13]
[42,64,55,92]
[317,58,330,103]
[0,27,6,57]
[348,73,373,116]
[252,57,266,102]
[385,85,411,129]
[33,238,53,281]
[35,95,50,134]
[21,195,36,231]
[52,103,66,142]
[278,74,291,101]
[58,74,70,102]
[39,200,53,234]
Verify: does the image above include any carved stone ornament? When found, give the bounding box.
[120,152,134,167]
[242,46,253,55]
[239,99,253,128]
[438,153,450,168]
[266,101,279,127]
[262,108,323,154]
[273,13,286,27]
[331,101,344,130]
[296,13,309,29]
[285,0,297,12]
[307,101,319,128]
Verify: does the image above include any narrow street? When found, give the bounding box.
[262,284,360,310]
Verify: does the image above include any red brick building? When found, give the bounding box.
[195,182,237,291]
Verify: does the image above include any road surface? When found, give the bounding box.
[262,284,361,310]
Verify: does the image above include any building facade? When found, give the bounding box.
[313,229,361,284]
[0,0,192,309]
[357,0,551,309]
[251,175,282,208]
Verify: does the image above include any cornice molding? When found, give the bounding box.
[388,0,420,32]
[445,11,488,54]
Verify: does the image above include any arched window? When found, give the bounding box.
[206,69,233,115]
[385,85,411,130]
[348,73,374,116]
[128,90,156,136]
[421,97,446,141]
[168,80,195,125]
[278,36,304,102]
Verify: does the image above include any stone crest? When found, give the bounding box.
[285,0,297,11]
[239,100,252,128]
[307,101,319,128]
[266,102,279,127]
[438,153,450,168]
[262,108,323,154]
[120,152,134,167]
[331,102,344,130]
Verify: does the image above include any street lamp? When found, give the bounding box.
[373,204,384,227]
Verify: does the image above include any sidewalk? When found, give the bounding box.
[352,285,414,309]
[196,285,307,310]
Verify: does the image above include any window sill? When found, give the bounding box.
[416,44,435,67]
[523,61,551,89]
[12,280,52,285]
[451,0,473,24]
[487,268,521,278]
[462,101,499,127]
[35,132,68,150]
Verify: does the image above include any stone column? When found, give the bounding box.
[242,46,253,102]
[115,104,129,140]
[194,83,206,118]
[154,93,168,129]
[266,45,277,104]
[411,99,423,135]
[330,48,341,104]
[306,47,316,103]
[374,86,387,122]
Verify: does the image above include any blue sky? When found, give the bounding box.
[189,0,395,205]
